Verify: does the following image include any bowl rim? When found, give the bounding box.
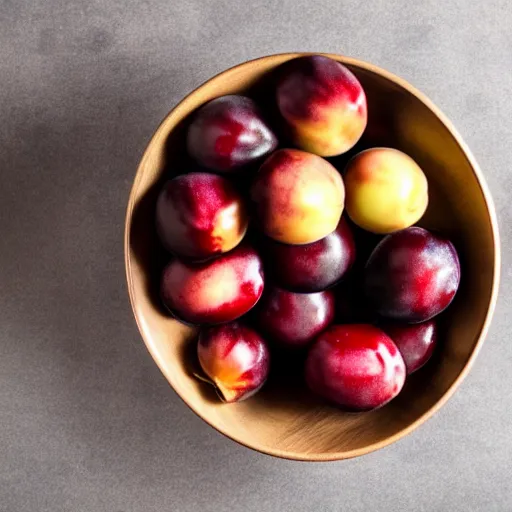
[124,52,501,462]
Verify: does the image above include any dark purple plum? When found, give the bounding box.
[382,320,437,374]
[255,287,335,348]
[186,95,277,172]
[260,217,356,292]
[160,245,264,325]
[364,227,460,323]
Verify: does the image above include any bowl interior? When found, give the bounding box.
[125,54,498,461]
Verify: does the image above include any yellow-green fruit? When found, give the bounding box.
[344,148,428,234]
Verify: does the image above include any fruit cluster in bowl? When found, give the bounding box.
[155,55,461,412]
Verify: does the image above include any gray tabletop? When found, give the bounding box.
[1,1,510,511]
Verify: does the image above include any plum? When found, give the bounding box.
[344,148,429,234]
[197,322,270,402]
[255,287,335,348]
[305,324,406,410]
[160,245,264,325]
[260,216,356,292]
[382,320,437,374]
[364,227,460,323]
[156,172,248,261]
[250,148,345,245]
[186,95,277,172]
[276,55,367,156]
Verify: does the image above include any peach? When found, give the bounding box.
[197,323,270,402]
[276,55,367,156]
[250,149,345,244]
[156,172,248,260]
[344,148,428,234]
[160,245,264,325]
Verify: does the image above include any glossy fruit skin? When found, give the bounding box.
[156,172,248,261]
[344,148,429,234]
[160,245,264,325]
[250,148,345,245]
[186,95,278,172]
[255,287,335,347]
[364,227,460,323]
[305,324,406,410]
[276,55,367,156]
[261,217,356,292]
[382,320,437,374]
[198,323,270,402]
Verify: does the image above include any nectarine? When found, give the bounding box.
[276,55,367,156]
[198,323,270,402]
[160,245,264,324]
[251,149,345,244]
[156,172,248,260]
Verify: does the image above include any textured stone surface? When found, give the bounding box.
[1,1,510,511]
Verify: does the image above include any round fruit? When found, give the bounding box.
[344,148,428,234]
[160,245,264,325]
[305,324,406,410]
[276,55,367,156]
[255,287,335,347]
[198,323,270,402]
[261,217,356,292]
[382,320,437,374]
[364,227,460,323]
[251,148,345,244]
[156,172,248,260]
[186,95,278,172]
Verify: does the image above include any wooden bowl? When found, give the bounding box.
[125,53,500,461]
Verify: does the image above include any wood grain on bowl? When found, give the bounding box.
[125,53,500,461]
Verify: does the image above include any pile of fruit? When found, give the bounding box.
[155,55,461,411]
